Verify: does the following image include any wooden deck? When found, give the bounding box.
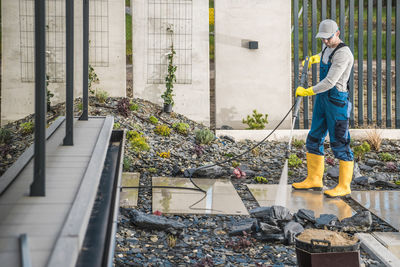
[0,116,114,267]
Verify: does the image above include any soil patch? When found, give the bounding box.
[297,229,359,247]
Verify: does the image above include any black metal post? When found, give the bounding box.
[80,0,89,121]
[376,0,382,127]
[367,0,373,125]
[386,0,392,128]
[64,0,74,145]
[302,0,309,129]
[349,0,355,127]
[293,0,299,129]
[31,0,46,197]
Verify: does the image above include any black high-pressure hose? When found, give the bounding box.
[122,58,310,211]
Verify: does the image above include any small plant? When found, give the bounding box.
[0,128,12,144]
[167,234,177,248]
[46,75,54,111]
[126,130,150,152]
[113,122,121,129]
[226,231,255,252]
[117,98,131,117]
[385,162,398,172]
[251,147,260,156]
[233,167,246,178]
[95,89,109,103]
[353,141,371,161]
[161,25,177,108]
[193,144,204,157]
[231,161,240,168]
[123,157,131,171]
[395,180,400,186]
[254,176,268,183]
[365,129,382,151]
[292,139,305,148]
[325,157,335,166]
[242,110,268,130]
[158,151,171,158]
[288,153,302,168]
[88,63,100,95]
[154,125,171,136]
[224,152,234,158]
[379,152,396,162]
[77,102,83,111]
[172,122,190,135]
[195,128,215,145]
[148,167,157,173]
[149,116,159,125]
[20,121,34,135]
[288,170,294,176]
[129,101,139,111]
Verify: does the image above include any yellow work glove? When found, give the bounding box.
[302,54,321,69]
[296,86,315,97]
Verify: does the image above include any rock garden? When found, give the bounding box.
[1,97,399,266]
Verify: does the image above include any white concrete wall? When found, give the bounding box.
[215,0,292,130]
[132,0,210,126]
[1,0,125,125]
[90,0,126,98]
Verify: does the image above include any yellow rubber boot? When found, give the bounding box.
[324,160,354,198]
[292,153,324,190]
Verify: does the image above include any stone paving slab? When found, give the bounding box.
[152,177,248,215]
[372,232,400,259]
[351,191,400,231]
[247,184,355,220]
[120,172,139,208]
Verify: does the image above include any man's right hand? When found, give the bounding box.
[302,54,320,69]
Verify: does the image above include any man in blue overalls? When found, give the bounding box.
[292,19,354,198]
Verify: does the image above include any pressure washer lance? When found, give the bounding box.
[274,56,310,207]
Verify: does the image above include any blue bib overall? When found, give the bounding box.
[305,44,354,161]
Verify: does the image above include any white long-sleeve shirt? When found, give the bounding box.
[312,43,354,94]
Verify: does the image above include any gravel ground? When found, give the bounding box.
[1,97,399,266]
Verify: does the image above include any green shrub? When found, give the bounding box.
[126,130,150,152]
[242,109,268,129]
[148,167,157,173]
[288,154,302,168]
[129,101,139,111]
[195,128,214,145]
[254,176,268,183]
[378,152,396,162]
[231,161,240,168]
[20,122,34,135]
[353,141,371,160]
[149,116,159,125]
[292,139,305,148]
[154,125,171,136]
[172,122,189,135]
[77,102,83,111]
[113,122,121,129]
[123,157,131,171]
[95,89,109,103]
[0,128,12,144]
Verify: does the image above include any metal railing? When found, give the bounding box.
[31,0,89,196]
[292,0,400,129]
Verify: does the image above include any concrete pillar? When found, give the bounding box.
[132,0,210,126]
[215,0,292,129]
